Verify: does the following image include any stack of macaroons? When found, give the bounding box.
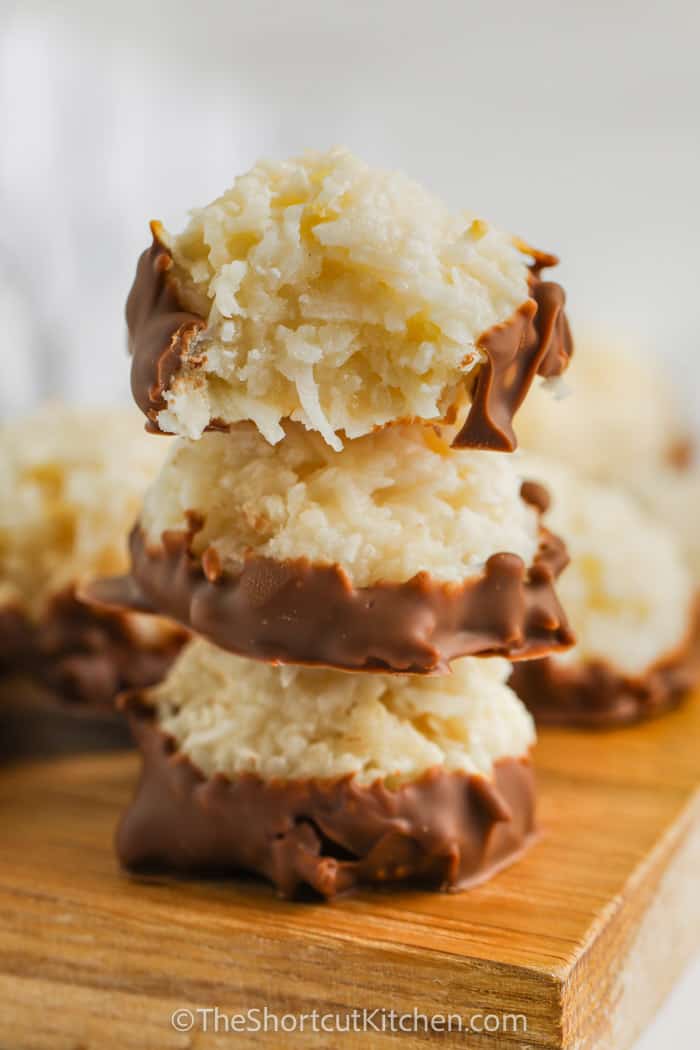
[92,147,576,898]
[0,406,188,758]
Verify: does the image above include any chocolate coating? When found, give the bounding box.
[127,222,205,430]
[127,226,572,451]
[667,436,696,471]
[0,679,133,761]
[117,693,537,899]
[0,606,34,674]
[454,266,573,451]
[509,640,697,729]
[86,510,574,674]
[0,588,187,708]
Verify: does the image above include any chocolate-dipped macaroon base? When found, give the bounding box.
[0,679,133,762]
[0,588,187,708]
[87,519,574,675]
[509,642,697,729]
[511,456,698,726]
[0,606,34,675]
[118,694,536,899]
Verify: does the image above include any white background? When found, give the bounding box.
[0,1,698,1042]
[1,0,699,425]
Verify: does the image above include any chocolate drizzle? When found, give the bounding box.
[86,513,574,674]
[126,226,572,450]
[117,692,537,899]
[667,436,696,471]
[510,641,697,729]
[520,479,551,515]
[0,588,187,708]
[454,262,573,451]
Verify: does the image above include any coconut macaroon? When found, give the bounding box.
[627,466,700,582]
[516,340,689,485]
[128,148,572,453]
[517,340,700,585]
[0,405,187,705]
[509,455,697,727]
[89,422,573,673]
[117,638,537,898]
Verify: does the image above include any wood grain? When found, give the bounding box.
[1,693,699,1049]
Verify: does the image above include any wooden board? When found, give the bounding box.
[1,694,699,1050]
